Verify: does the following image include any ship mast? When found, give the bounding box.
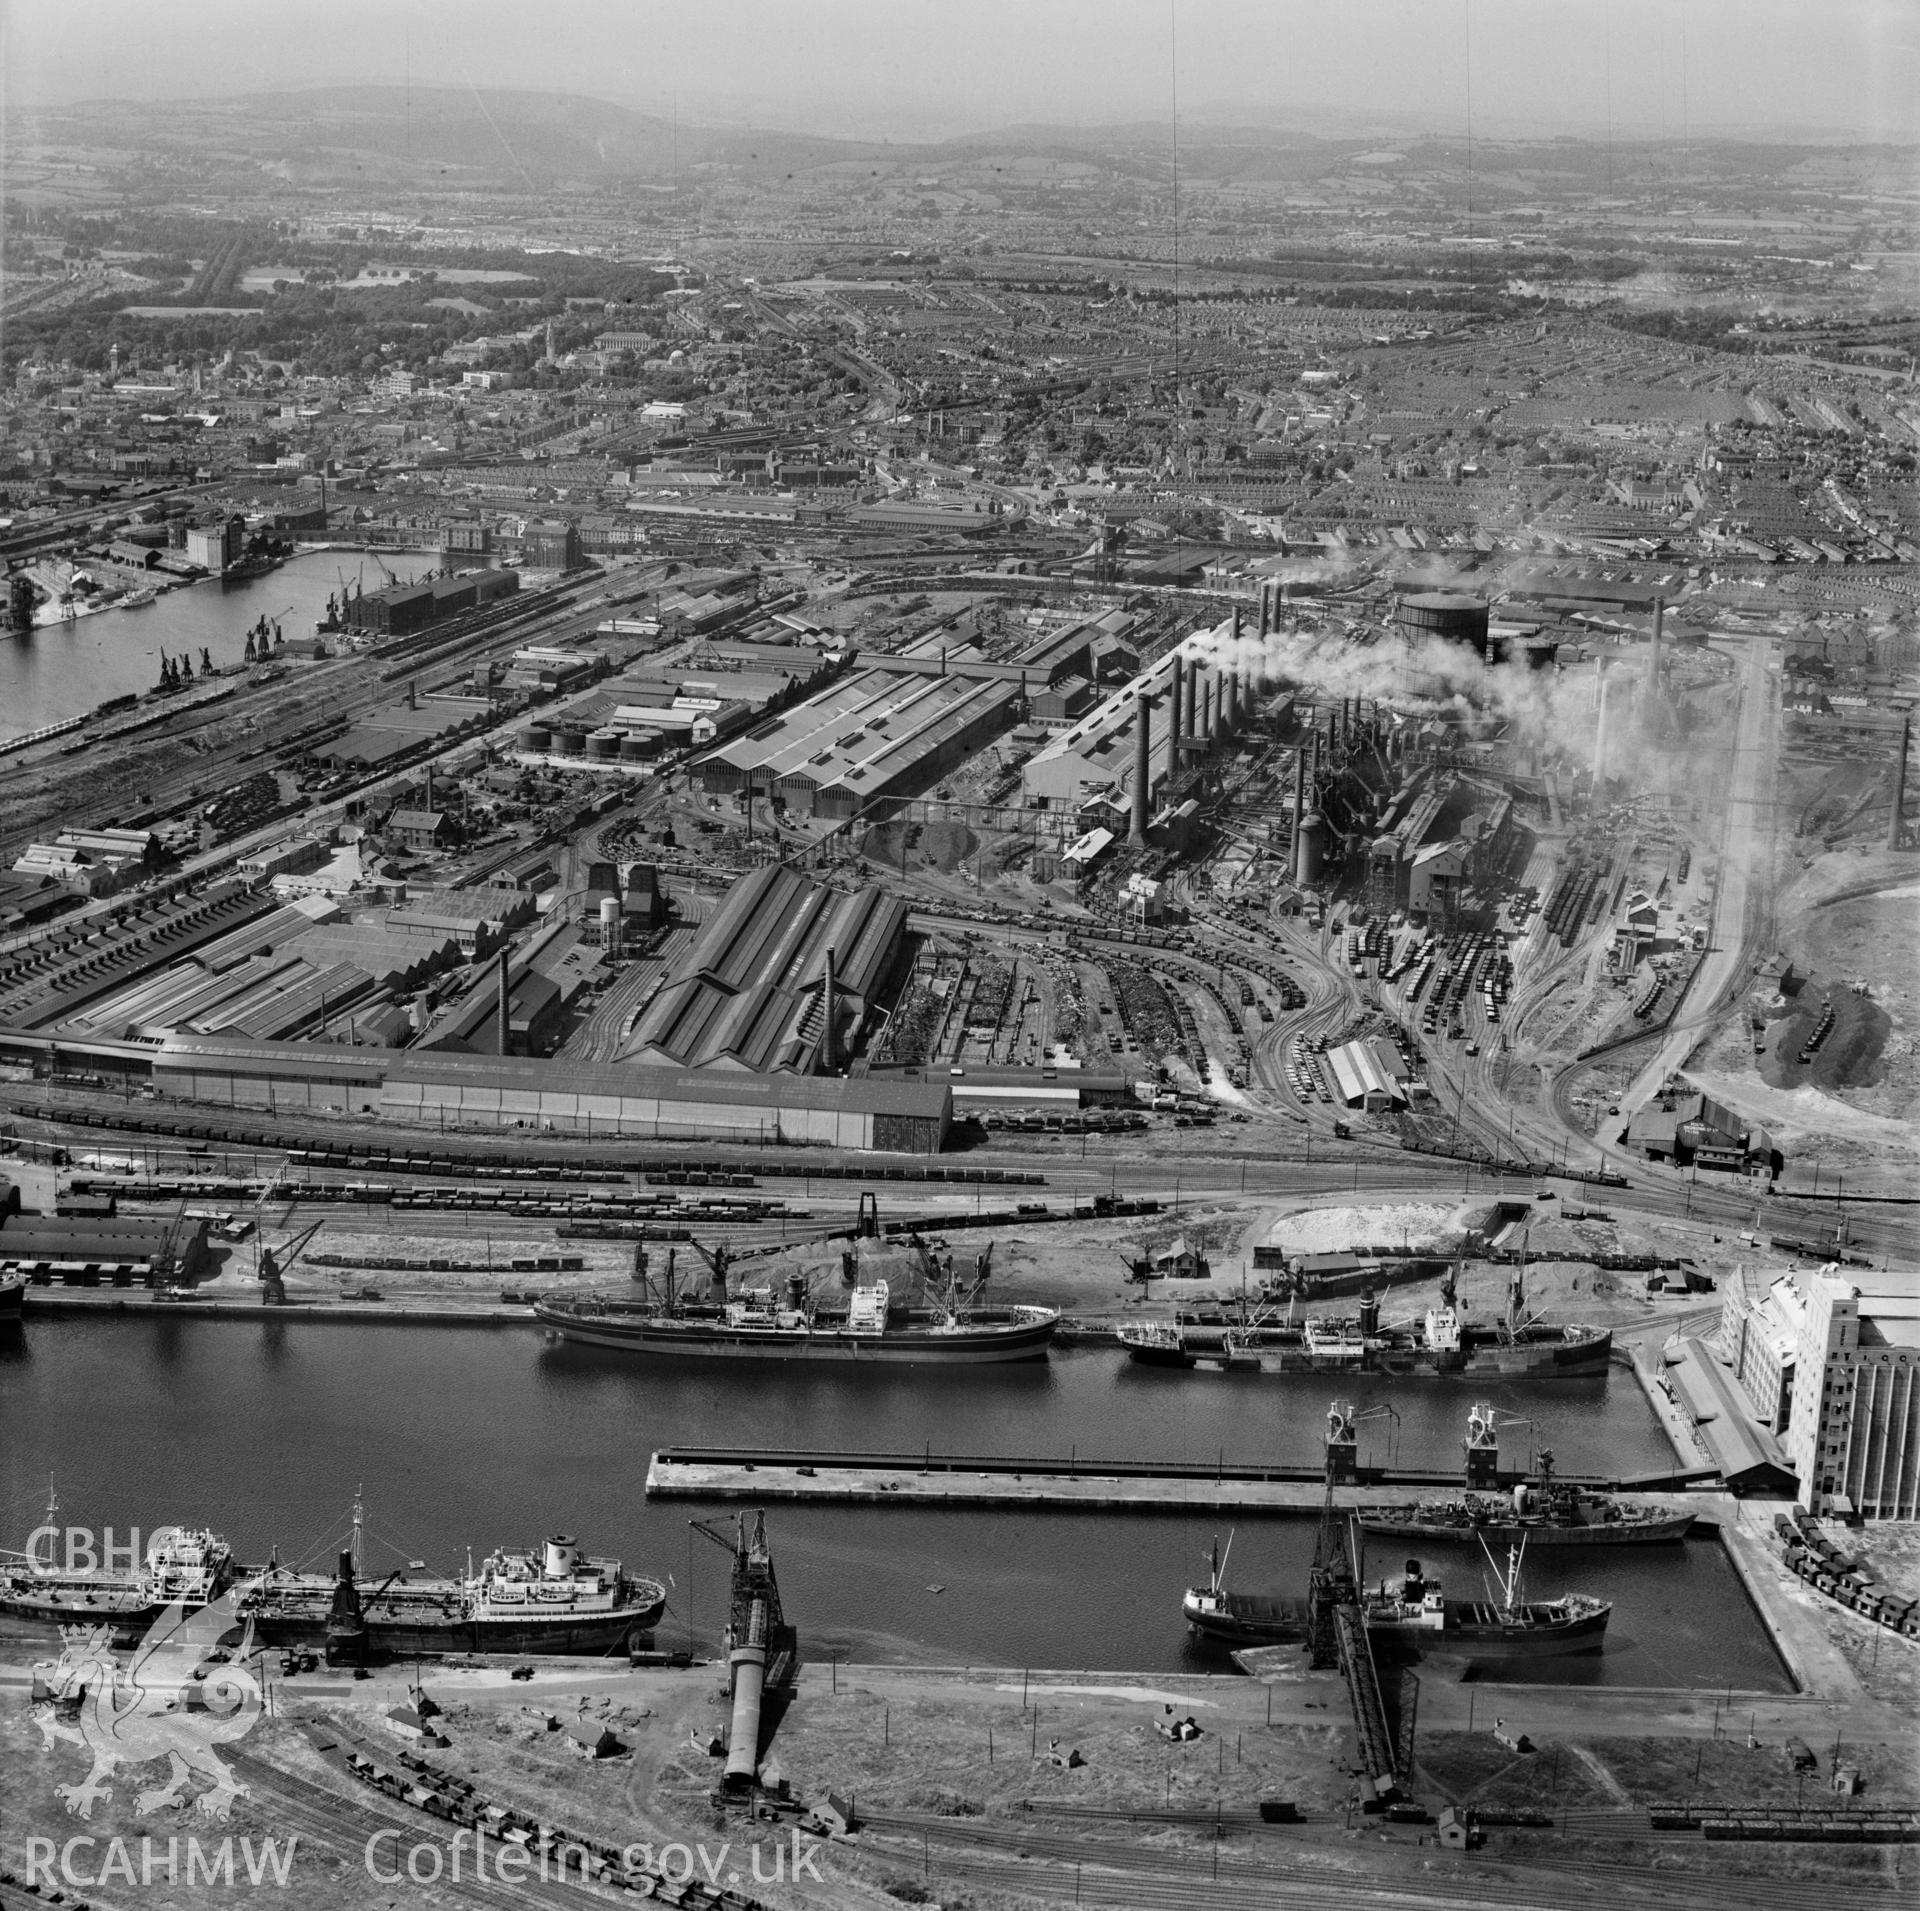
[351,1486,364,1577]
[36,1475,58,1570]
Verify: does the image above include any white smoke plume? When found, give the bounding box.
[1191,610,1655,783]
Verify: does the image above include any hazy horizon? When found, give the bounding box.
[6,0,1916,148]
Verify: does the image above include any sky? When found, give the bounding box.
[5,0,1916,145]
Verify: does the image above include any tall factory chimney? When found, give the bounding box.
[1592,666,1611,794]
[1891,711,1912,851]
[1258,584,1271,638]
[1129,695,1151,844]
[1292,740,1306,839]
[1649,596,1664,694]
[1169,651,1184,753]
[1231,606,1242,645]
[1203,671,1217,740]
[495,949,511,1056]
[821,946,838,1072]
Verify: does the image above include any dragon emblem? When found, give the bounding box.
[33,1585,264,1820]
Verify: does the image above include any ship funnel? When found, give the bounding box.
[544,1534,579,1579]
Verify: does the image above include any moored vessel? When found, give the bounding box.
[1361,1539,1609,1658]
[1360,1403,1694,1544]
[537,1243,1057,1364]
[1119,1265,1608,1377]
[1181,1534,1307,1645]
[241,1533,666,1659]
[0,1491,236,1644]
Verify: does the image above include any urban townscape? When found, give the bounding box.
[0,6,1915,1909]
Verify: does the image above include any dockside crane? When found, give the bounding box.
[690,1513,797,1796]
[258,1218,325,1306]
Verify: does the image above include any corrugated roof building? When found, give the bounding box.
[622,863,906,1075]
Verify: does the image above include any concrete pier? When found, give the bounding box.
[646,1448,1717,1515]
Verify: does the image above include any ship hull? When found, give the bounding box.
[0,1273,24,1319]
[250,1611,659,1656]
[1123,1329,1610,1377]
[1182,1595,1308,1646]
[1368,1604,1610,1657]
[0,1592,186,1646]
[1357,1511,1695,1546]
[241,1585,667,1657]
[538,1304,1057,1363]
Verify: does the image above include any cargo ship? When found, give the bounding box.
[1181,1535,1308,1646]
[0,1267,24,1319]
[1,1491,664,1659]
[1362,1542,1609,1658]
[1119,1267,1608,1377]
[0,1495,236,1645]
[1360,1403,1693,1545]
[240,1534,666,1659]
[536,1249,1057,1364]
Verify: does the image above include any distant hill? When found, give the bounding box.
[18,85,1911,197]
[26,86,901,190]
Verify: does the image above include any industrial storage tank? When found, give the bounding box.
[1396,592,1490,658]
[555,725,588,757]
[587,729,622,761]
[619,735,650,761]
[599,895,623,950]
[521,724,552,754]
[1294,811,1326,883]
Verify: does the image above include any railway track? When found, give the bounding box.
[858,1806,1901,1911]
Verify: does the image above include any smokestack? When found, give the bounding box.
[1650,596,1664,694]
[1593,666,1611,794]
[1293,742,1305,839]
[495,948,511,1055]
[1231,605,1242,645]
[1169,651,1184,751]
[1260,583,1273,638]
[1203,671,1218,741]
[1892,712,1911,851]
[1224,668,1239,732]
[1130,694,1151,844]
[821,946,837,1072]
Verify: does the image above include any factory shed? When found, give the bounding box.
[1325,1037,1409,1111]
[0,1213,212,1286]
[151,1034,394,1113]
[873,1064,1132,1108]
[380,1053,949,1152]
[1021,622,1238,816]
[622,864,906,1075]
[699,670,1018,822]
[1658,1337,1799,1495]
[1627,1089,1771,1174]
